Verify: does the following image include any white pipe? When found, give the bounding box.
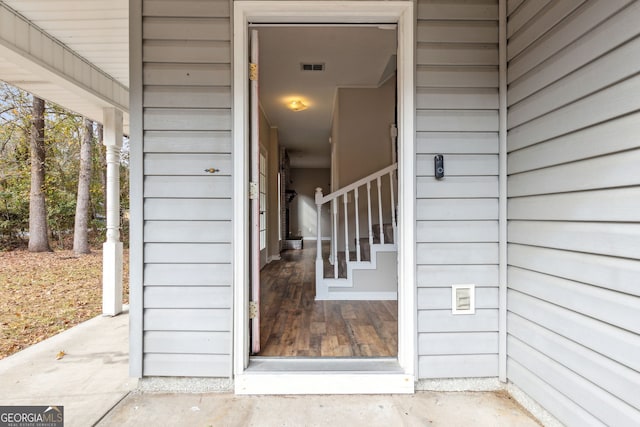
[498,0,508,383]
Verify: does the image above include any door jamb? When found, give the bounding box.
[232,1,416,393]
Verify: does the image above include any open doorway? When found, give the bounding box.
[233,1,415,394]
[251,25,399,358]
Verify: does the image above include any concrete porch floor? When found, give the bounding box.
[98,390,541,427]
[0,310,541,427]
[0,307,136,427]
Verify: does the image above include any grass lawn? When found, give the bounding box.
[0,249,129,359]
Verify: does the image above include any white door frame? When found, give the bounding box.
[232,1,416,394]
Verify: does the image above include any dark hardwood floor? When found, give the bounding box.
[258,245,397,357]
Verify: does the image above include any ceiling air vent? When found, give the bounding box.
[301,63,325,71]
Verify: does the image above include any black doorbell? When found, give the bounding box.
[434,154,444,179]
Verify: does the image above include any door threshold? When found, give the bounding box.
[247,357,403,372]
[235,357,414,395]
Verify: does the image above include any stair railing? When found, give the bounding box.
[315,163,398,280]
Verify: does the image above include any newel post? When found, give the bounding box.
[315,187,324,295]
[103,108,123,316]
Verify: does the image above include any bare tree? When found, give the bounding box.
[73,118,93,254]
[28,96,51,252]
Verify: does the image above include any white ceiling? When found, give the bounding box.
[3,0,129,87]
[257,26,397,168]
[0,0,129,131]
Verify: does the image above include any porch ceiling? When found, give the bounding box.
[0,0,129,131]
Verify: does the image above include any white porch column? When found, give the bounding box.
[102,108,123,316]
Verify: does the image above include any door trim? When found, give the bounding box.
[232,1,416,394]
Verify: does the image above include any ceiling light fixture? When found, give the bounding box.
[288,100,308,111]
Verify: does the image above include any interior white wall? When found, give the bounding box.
[289,168,332,239]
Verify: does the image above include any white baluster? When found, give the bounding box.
[389,171,396,244]
[343,194,349,268]
[377,176,384,245]
[367,181,373,254]
[332,199,338,279]
[354,187,361,262]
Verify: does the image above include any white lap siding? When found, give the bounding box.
[416,0,500,379]
[506,0,640,424]
[140,0,233,377]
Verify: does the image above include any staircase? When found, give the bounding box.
[325,223,394,278]
[314,164,398,300]
[359,223,394,261]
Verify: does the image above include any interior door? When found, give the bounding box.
[250,29,261,354]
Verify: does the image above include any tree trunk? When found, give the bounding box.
[73,118,93,254]
[28,96,51,252]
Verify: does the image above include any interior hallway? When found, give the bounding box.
[258,245,398,357]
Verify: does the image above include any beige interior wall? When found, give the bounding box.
[335,76,395,188]
[331,77,396,247]
[330,93,340,193]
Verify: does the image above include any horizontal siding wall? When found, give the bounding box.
[416,0,500,379]
[141,0,232,377]
[506,0,640,424]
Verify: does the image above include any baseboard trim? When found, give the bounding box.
[267,254,281,263]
